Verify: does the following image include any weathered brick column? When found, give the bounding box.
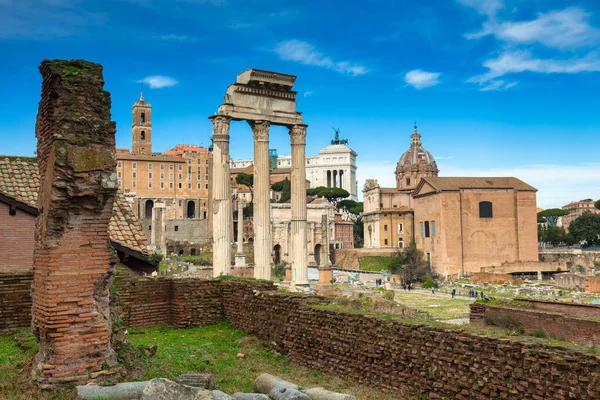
[32,60,119,386]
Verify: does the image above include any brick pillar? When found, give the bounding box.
[32,60,119,386]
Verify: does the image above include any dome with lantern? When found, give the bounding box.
[395,124,439,191]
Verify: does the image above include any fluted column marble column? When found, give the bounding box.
[235,201,246,267]
[250,120,272,280]
[290,124,308,285]
[210,115,232,277]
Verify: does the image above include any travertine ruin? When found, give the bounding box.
[32,59,119,385]
[211,69,308,283]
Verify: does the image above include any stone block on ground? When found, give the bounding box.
[213,390,234,400]
[231,393,269,400]
[253,373,298,395]
[178,373,216,389]
[77,381,148,399]
[304,388,356,400]
[142,378,213,400]
[269,385,311,400]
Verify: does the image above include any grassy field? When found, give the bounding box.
[357,256,395,272]
[0,323,401,400]
[393,291,472,320]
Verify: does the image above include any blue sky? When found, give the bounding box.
[1,0,599,208]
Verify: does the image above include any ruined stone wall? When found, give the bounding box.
[471,272,521,284]
[115,274,173,328]
[32,60,119,385]
[0,202,36,272]
[0,271,34,331]
[470,301,600,347]
[222,281,600,399]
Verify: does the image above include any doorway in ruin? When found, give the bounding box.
[145,200,154,219]
[186,201,196,219]
[273,244,281,265]
[314,244,322,266]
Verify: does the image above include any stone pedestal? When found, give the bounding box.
[210,115,232,277]
[251,121,272,280]
[318,267,333,284]
[235,253,247,267]
[290,125,308,285]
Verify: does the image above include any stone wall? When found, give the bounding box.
[471,272,521,284]
[470,300,600,347]
[2,273,600,397]
[332,248,399,270]
[0,271,33,331]
[222,281,600,399]
[555,273,600,293]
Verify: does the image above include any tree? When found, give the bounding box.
[235,173,254,200]
[538,208,569,228]
[337,200,365,247]
[271,178,291,203]
[389,242,432,283]
[307,187,350,207]
[569,213,600,246]
[542,226,567,246]
[595,199,600,210]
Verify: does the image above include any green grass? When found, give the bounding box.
[0,324,401,400]
[392,291,472,320]
[177,253,213,266]
[358,256,395,272]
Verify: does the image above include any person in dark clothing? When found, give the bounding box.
[451,288,456,298]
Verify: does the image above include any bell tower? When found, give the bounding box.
[132,92,152,154]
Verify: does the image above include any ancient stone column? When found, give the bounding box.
[210,115,232,277]
[321,214,331,267]
[32,59,119,385]
[151,200,166,254]
[290,125,308,285]
[250,120,272,280]
[235,201,246,267]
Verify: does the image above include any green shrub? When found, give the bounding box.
[273,262,288,279]
[421,275,439,289]
[484,313,524,334]
[381,290,395,301]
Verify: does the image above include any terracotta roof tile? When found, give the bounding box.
[421,177,537,192]
[0,156,152,256]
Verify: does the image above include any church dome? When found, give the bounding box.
[395,124,439,191]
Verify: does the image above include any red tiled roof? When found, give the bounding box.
[0,156,152,256]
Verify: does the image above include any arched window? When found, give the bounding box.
[479,201,493,218]
[141,112,145,123]
[145,200,154,219]
[140,130,146,141]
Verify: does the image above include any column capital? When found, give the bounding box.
[289,124,307,145]
[210,115,231,139]
[249,120,270,142]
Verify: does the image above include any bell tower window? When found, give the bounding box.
[141,112,145,123]
[140,131,145,141]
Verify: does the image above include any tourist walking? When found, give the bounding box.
[451,288,456,298]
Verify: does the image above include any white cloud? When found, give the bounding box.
[477,79,518,91]
[468,50,600,85]
[303,90,313,97]
[471,7,600,49]
[441,163,600,209]
[457,0,504,17]
[137,75,178,89]
[274,40,368,76]
[404,69,441,89]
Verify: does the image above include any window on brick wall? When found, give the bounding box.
[174,225,179,232]
[148,163,152,169]
[479,201,493,218]
[425,221,430,238]
[132,172,136,179]
[132,162,137,169]
[160,163,164,170]
[384,224,388,231]
[420,222,424,238]
[170,182,173,189]
[397,223,403,234]
[431,221,436,237]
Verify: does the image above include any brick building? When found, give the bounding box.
[561,199,600,229]
[0,156,157,273]
[116,95,213,254]
[334,212,355,248]
[363,125,539,278]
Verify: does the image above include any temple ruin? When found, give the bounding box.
[210,69,308,284]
